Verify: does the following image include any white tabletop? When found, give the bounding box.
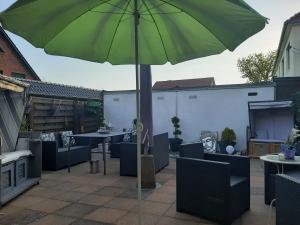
[260,154,300,165]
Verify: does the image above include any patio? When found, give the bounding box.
[0,156,270,225]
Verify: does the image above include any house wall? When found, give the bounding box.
[0,33,35,80]
[104,85,275,151]
[275,25,300,77]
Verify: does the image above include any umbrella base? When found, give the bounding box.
[141,155,156,189]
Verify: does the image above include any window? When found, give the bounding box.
[248,92,258,96]
[113,98,119,102]
[282,59,284,75]
[0,70,3,74]
[11,72,26,79]
[0,47,4,54]
[157,96,164,100]
[286,43,291,70]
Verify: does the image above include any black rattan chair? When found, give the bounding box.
[177,151,250,225]
[275,172,300,225]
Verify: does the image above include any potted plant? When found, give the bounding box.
[169,116,183,152]
[219,128,236,154]
[280,128,300,160]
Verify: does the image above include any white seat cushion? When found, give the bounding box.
[0,150,32,164]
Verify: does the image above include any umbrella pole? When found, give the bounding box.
[134,1,142,225]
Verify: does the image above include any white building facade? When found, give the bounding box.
[104,83,275,152]
[273,13,300,77]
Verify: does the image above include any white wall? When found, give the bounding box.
[104,85,275,151]
[275,25,300,77]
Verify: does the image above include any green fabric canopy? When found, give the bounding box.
[0,0,267,65]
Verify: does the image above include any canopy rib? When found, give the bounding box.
[141,0,169,63]
[105,0,133,61]
[158,0,228,50]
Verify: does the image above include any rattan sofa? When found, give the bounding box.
[42,133,90,171]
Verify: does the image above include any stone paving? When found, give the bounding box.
[0,157,271,225]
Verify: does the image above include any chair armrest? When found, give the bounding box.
[204,153,250,177]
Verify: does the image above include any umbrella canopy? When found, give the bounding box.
[0,0,267,65]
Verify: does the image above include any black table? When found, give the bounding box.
[67,131,129,175]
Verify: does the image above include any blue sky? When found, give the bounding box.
[0,0,300,90]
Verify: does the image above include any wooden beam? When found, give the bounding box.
[0,80,24,92]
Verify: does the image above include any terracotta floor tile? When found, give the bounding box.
[165,203,210,223]
[106,197,138,210]
[84,207,127,223]
[131,201,171,216]
[55,203,97,218]
[78,194,113,206]
[0,209,46,225]
[74,185,103,194]
[53,191,87,202]
[25,186,65,199]
[10,196,46,208]
[71,219,114,225]
[146,192,176,204]
[164,179,176,187]
[27,199,70,213]
[96,186,126,197]
[115,212,160,225]
[156,216,210,225]
[28,214,75,225]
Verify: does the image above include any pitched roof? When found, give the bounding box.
[152,77,215,90]
[0,26,41,81]
[272,12,300,75]
[19,79,103,100]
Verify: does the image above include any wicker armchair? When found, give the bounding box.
[275,172,300,225]
[177,143,250,225]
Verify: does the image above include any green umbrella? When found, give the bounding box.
[0,1,267,224]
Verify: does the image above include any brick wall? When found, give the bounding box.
[0,33,35,80]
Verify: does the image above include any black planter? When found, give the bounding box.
[218,141,236,154]
[169,138,183,152]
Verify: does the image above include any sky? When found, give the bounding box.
[0,0,300,91]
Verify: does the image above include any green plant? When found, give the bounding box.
[84,100,103,126]
[171,116,182,139]
[221,128,236,144]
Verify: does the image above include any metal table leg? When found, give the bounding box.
[102,140,106,175]
[67,137,71,173]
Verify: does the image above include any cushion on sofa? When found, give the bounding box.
[60,131,76,147]
[40,132,55,141]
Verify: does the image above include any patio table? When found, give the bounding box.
[67,131,129,175]
[260,154,300,174]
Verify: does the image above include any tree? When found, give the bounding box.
[237,51,277,83]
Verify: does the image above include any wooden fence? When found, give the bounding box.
[22,96,103,133]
